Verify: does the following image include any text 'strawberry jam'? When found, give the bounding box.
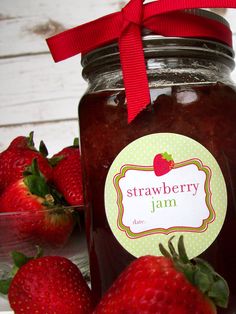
[78,11,236,313]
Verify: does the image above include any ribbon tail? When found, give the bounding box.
[46,12,122,62]
[119,24,150,123]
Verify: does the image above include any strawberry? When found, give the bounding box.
[153,152,174,176]
[0,159,75,247]
[94,236,229,314]
[0,132,53,193]
[5,253,93,314]
[8,135,32,149]
[51,138,84,207]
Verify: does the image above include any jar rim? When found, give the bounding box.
[81,37,235,73]
[81,9,234,72]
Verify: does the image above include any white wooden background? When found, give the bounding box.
[0,1,236,157]
[0,1,235,313]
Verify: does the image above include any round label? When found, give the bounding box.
[104,133,227,259]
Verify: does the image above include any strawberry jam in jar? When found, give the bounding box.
[79,10,236,312]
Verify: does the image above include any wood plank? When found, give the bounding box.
[0,120,79,156]
[0,54,86,125]
[0,1,235,57]
[0,0,122,57]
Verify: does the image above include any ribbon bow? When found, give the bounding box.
[47,0,236,122]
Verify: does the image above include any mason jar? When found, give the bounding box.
[78,9,236,313]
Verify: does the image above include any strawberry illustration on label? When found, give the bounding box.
[153,152,174,176]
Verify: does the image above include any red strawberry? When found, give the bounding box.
[7,255,93,314]
[51,138,84,207]
[153,152,174,176]
[95,236,229,314]
[8,136,31,149]
[7,131,38,150]
[0,132,53,192]
[0,159,75,247]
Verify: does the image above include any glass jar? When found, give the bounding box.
[79,10,236,313]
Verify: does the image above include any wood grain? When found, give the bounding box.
[0,54,85,125]
[0,0,122,57]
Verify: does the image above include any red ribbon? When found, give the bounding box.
[47,0,236,122]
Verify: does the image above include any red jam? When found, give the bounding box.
[79,82,236,312]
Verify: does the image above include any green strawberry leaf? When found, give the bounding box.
[23,159,53,200]
[177,235,189,264]
[24,159,66,206]
[24,175,50,198]
[162,152,173,162]
[12,251,32,268]
[167,236,178,259]
[159,243,171,259]
[194,257,215,273]
[49,137,79,167]
[191,257,229,306]
[0,278,12,295]
[208,274,229,308]
[49,155,64,167]
[159,236,229,309]
[12,247,43,268]
[73,137,79,147]
[0,247,44,295]
[193,268,212,293]
[27,131,36,150]
[180,263,195,285]
[39,140,49,157]
[23,157,41,177]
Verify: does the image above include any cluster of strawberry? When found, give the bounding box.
[0,132,84,247]
[0,236,229,314]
